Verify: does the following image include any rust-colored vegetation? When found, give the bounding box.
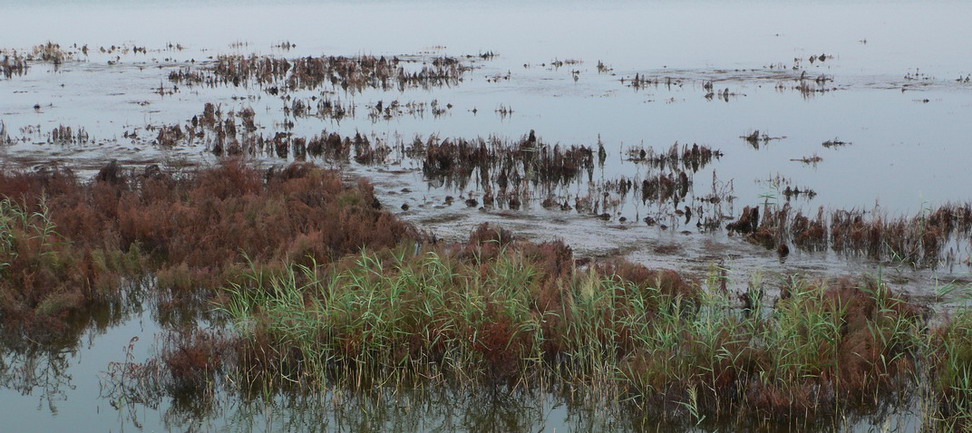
[0,160,412,338]
[727,202,972,267]
[3,160,968,428]
[3,159,958,428]
[169,54,472,94]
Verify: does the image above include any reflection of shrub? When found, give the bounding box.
[101,331,231,422]
[162,330,230,398]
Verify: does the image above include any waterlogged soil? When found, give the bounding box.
[2,0,972,431]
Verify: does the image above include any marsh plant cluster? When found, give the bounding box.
[1,162,970,431]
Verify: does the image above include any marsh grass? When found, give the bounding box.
[926,285,972,432]
[929,312,972,431]
[217,228,932,426]
[4,161,970,429]
[224,247,560,390]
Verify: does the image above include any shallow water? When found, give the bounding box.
[2,0,972,430]
[0,306,930,432]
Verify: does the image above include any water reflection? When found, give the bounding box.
[0,300,128,414]
[96,376,929,433]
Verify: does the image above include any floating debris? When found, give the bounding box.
[622,73,683,89]
[822,138,851,148]
[791,154,823,165]
[741,130,786,149]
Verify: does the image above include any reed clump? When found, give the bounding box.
[221,226,693,389]
[928,309,972,431]
[421,133,595,191]
[30,42,74,66]
[49,125,90,145]
[216,223,930,424]
[625,142,722,172]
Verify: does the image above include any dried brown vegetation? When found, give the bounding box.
[422,133,595,190]
[741,129,786,149]
[49,125,90,145]
[140,108,731,224]
[31,42,74,65]
[625,142,722,172]
[1,51,29,79]
[170,54,473,94]
[0,161,413,338]
[727,202,972,266]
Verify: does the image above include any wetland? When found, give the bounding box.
[2,0,972,431]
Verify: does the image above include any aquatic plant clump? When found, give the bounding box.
[0,197,127,339]
[420,132,597,194]
[1,51,29,79]
[624,142,722,172]
[726,202,972,266]
[220,228,692,388]
[170,54,473,93]
[218,224,930,423]
[0,161,413,336]
[929,310,972,432]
